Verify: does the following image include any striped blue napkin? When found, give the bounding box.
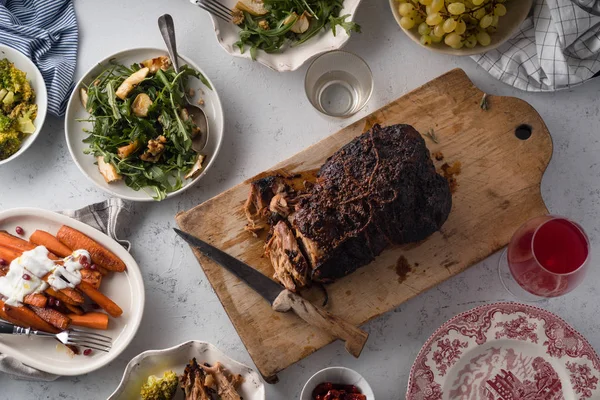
[0,0,78,116]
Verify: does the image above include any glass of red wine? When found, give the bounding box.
[498,215,590,301]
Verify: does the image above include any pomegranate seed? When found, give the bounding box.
[15,226,24,235]
[82,262,90,269]
[55,300,61,307]
[89,264,97,270]
[48,297,55,306]
[22,274,31,281]
[83,349,92,356]
[0,258,6,266]
[80,255,88,264]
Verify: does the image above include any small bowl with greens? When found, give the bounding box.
[65,48,224,201]
[192,0,363,71]
[0,45,47,166]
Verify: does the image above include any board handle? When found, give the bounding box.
[272,290,368,358]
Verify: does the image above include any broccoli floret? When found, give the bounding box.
[9,103,37,134]
[140,371,179,400]
[0,113,12,132]
[0,129,23,160]
[0,58,33,102]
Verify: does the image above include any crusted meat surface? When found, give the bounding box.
[293,124,452,282]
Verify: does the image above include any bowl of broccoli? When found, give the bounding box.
[0,45,47,165]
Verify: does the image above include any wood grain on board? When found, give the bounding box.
[176,69,553,381]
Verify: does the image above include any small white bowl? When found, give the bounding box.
[108,340,265,400]
[301,367,374,400]
[390,0,534,56]
[0,45,48,166]
[192,0,364,72]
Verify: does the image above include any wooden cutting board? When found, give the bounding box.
[176,69,552,382]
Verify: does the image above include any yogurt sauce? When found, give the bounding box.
[0,246,90,306]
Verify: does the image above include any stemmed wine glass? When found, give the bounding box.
[498,215,590,301]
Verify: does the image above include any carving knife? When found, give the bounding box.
[174,228,368,358]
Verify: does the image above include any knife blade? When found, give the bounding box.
[174,228,368,358]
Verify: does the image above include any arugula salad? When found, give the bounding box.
[232,0,360,59]
[79,56,210,200]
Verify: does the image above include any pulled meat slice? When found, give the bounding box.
[202,362,243,400]
[244,176,288,235]
[265,220,310,291]
[180,358,212,400]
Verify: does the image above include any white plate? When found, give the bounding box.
[407,302,600,399]
[0,208,145,376]
[64,48,224,202]
[0,45,48,166]
[108,340,265,400]
[193,0,364,71]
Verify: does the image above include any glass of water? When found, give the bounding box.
[305,50,373,118]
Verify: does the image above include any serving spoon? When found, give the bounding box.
[158,14,209,153]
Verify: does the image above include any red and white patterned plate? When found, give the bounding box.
[406,302,600,400]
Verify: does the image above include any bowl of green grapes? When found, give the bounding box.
[390,0,534,56]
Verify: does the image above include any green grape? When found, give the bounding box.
[455,20,466,35]
[479,14,493,29]
[476,30,491,46]
[400,16,416,29]
[443,18,457,33]
[419,0,433,5]
[447,2,466,15]
[426,12,443,25]
[430,0,444,12]
[444,32,461,47]
[420,35,433,45]
[494,4,507,16]
[398,3,415,16]
[472,0,484,5]
[465,35,478,48]
[430,34,443,43]
[433,24,445,37]
[418,22,432,36]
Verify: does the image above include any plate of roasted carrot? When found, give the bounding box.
[0,208,144,375]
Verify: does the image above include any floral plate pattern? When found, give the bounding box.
[407,302,600,400]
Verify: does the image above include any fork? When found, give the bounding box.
[191,0,234,23]
[0,321,112,352]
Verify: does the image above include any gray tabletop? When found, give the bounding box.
[1,1,599,399]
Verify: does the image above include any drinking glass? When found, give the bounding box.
[304,50,373,118]
[498,215,590,301]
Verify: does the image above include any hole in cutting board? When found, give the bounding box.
[515,124,532,140]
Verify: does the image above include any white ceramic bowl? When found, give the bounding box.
[64,48,224,202]
[390,0,534,56]
[301,366,374,400]
[0,45,48,166]
[192,0,364,71]
[108,340,265,400]
[0,208,144,376]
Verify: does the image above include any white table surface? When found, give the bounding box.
[1,1,600,399]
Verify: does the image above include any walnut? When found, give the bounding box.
[258,20,269,30]
[232,9,245,25]
[140,135,167,162]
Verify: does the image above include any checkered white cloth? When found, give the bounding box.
[473,0,600,91]
[0,199,132,381]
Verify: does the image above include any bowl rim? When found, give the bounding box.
[107,340,266,400]
[63,47,225,202]
[300,366,375,399]
[0,45,48,166]
[197,0,364,72]
[388,0,535,56]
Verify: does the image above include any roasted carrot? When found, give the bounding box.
[23,293,48,308]
[78,281,122,318]
[0,245,20,263]
[80,269,102,290]
[67,312,109,330]
[44,287,84,306]
[57,226,126,272]
[64,303,85,316]
[2,301,59,333]
[29,230,73,258]
[95,264,109,276]
[30,306,71,331]
[0,303,23,326]
[0,232,59,260]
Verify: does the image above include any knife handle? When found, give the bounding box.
[272,290,368,358]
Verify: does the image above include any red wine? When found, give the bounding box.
[533,219,588,274]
